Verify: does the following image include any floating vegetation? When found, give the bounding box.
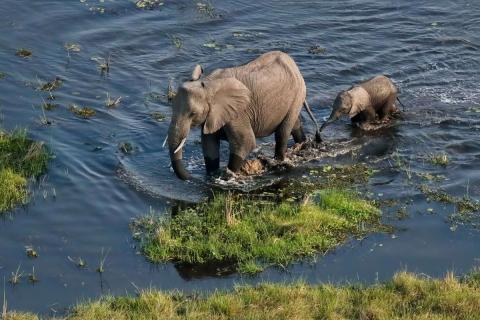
[91,56,110,73]
[144,91,163,104]
[135,0,164,9]
[9,265,24,285]
[150,111,166,122]
[105,93,122,108]
[0,129,49,213]
[467,105,480,113]
[25,246,38,258]
[69,105,96,119]
[196,1,221,19]
[170,35,183,49]
[28,267,39,284]
[308,45,326,55]
[232,31,264,38]
[167,80,176,102]
[419,184,480,227]
[64,42,81,53]
[96,248,109,274]
[38,77,63,92]
[419,185,480,213]
[39,102,59,111]
[0,72,6,79]
[79,0,107,14]
[118,142,135,155]
[429,152,449,166]
[132,190,382,274]
[203,40,233,50]
[68,256,87,268]
[16,48,32,58]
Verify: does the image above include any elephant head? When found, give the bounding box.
[320,91,353,130]
[167,65,251,180]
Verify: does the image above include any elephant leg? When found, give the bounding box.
[291,117,306,143]
[275,115,297,161]
[358,107,377,130]
[380,95,398,119]
[225,123,256,172]
[201,131,221,175]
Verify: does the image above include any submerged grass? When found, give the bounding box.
[132,190,382,274]
[6,270,480,319]
[419,184,480,227]
[0,129,49,212]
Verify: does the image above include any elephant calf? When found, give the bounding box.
[321,75,401,131]
[167,51,321,180]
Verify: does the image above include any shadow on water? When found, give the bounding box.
[0,0,479,315]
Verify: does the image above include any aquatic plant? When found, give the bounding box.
[118,142,135,155]
[64,43,81,53]
[91,56,110,74]
[429,152,449,166]
[150,111,166,122]
[15,49,32,58]
[9,265,24,285]
[69,105,96,119]
[105,93,122,108]
[37,77,63,92]
[132,190,382,274]
[6,270,480,319]
[419,184,480,228]
[0,130,49,212]
[171,35,183,49]
[135,0,164,9]
[308,45,326,55]
[196,1,221,19]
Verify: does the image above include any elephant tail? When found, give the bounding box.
[396,97,408,111]
[303,101,322,142]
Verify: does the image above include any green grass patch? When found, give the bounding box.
[0,168,28,212]
[6,270,480,319]
[0,129,49,212]
[131,190,382,274]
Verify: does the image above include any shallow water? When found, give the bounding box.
[0,0,479,315]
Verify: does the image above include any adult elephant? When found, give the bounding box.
[167,51,320,180]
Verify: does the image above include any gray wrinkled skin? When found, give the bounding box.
[321,75,399,131]
[167,51,314,180]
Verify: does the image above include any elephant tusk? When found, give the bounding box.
[174,138,187,154]
[162,135,168,148]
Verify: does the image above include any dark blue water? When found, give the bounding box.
[0,0,479,316]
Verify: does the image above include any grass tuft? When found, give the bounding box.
[7,270,480,319]
[429,152,449,166]
[132,190,382,273]
[0,130,49,213]
[0,169,27,212]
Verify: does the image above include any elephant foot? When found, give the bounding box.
[204,157,220,175]
[227,154,244,173]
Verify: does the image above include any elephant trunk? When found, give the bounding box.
[320,116,335,131]
[168,120,192,180]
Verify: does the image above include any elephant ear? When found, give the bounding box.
[191,64,203,81]
[347,90,368,118]
[203,78,251,134]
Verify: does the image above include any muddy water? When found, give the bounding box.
[0,0,479,315]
